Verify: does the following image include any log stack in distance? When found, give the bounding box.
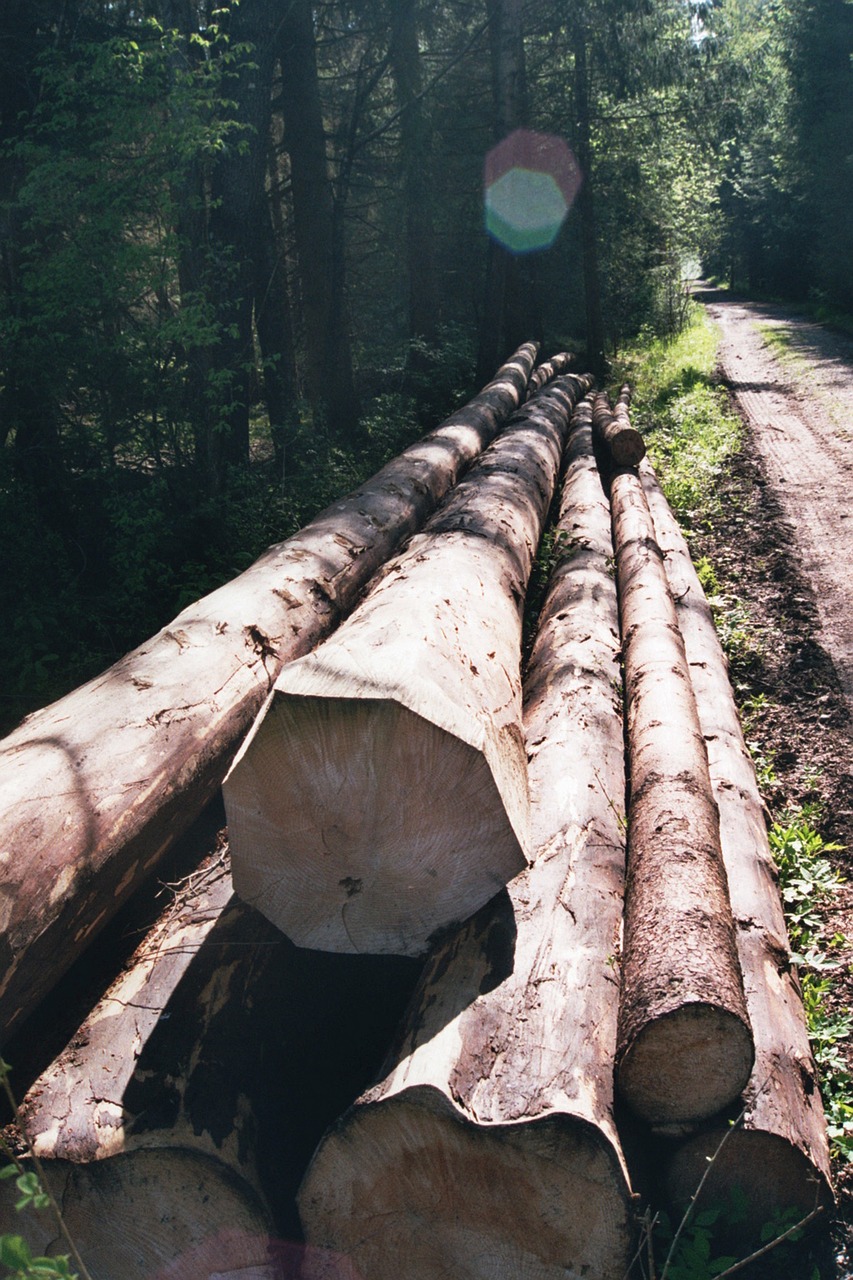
[223,374,592,957]
[296,394,635,1280]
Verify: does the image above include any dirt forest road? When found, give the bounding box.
[704,294,853,706]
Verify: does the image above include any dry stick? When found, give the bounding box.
[224,374,593,957]
[592,390,646,466]
[297,394,634,1280]
[611,462,754,1129]
[9,848,417,1278]
[0,342,537,1038]
[640,461,833,1234]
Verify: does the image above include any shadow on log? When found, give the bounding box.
[639,461,833,1245]
[295,396,635,1279]
[7,837,420,1278]
[611,460,754,1129]
[0,343,536,1039]
[224,375,593,957]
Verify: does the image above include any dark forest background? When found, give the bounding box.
[1,0,851,730]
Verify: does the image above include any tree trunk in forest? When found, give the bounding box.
[572,18,606,381]
[8,846,420,1278]
[205,0,281,481]
[591,390,645,466]
[224,373,592,957]
[612,463,754,1129]
[0,344,537,1038]
[279,0,359,441]
[476,0,534,383]
[390,0,439,353]
[638,462,833,1239]
[253,152,298,466]
[297,395,633,1280]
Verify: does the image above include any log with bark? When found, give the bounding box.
[612,461,754,1129]
[0,343,537,1039]
[639,461,833,1236]
[296,394,634,1280]
[224,374,593,957]
[592,389,645,466]
[7,841,419,1278]
[527,350,573,395]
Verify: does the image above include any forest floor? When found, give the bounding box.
[693,288,853,1271]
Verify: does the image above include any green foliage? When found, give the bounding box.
[770,815,853,1161]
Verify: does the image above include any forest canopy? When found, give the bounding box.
[1,0,851,729]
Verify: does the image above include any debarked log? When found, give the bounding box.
[224,374,593,958]
[612,463,754,1129]
[8,849,419,1278]
[0,342,537,1038]
[527,351,574,396]
[296,395,634,1280]
[592,389,645,467]
[639,461,833,1235]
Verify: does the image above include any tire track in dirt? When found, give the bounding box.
[706,297,853,708]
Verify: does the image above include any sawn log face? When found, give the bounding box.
[612,465,754,1127]
[225,375,593,956]
[0,343,537,1037]
[296,398,634,1279]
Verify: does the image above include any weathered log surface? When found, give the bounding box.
[640,461,833,1230]
[0,343,537,1037]
[592,390,645,466]
[527,350,573,395]
[225,374,593,957]
[612,463,754,1128]
[296,396,634,1280]
[9,837,420,1275]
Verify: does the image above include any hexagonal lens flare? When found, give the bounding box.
[484,128,581,254]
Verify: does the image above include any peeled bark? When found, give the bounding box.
[8,843,419,1277]
[639,461,832,1233]
[591,390,645,467]
[224,374,593,958]
[297,395,633,1279]
[612,463,754,1128]
[0,343,536,1038]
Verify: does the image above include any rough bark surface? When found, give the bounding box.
[0,344,536,1037]
[296,396,634,1280]
[225,375,592,957]
[612,464,754,1128]
[527,351,573,396]
[640,462,833,1230]
[591,391,645,467]
[9,841,420,1273]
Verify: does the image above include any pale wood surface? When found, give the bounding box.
[297,397,635,1279]
[612,463,754,1128]
[225,375,593,956]
[0,343,537,1035]
[639,461,832,1227]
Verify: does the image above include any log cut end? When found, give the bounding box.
[664,1127,833,1251]
[298,1090,635,1280]
[0,1150,275,1280]
[617,1003,755,1128]
[225,694,528,956]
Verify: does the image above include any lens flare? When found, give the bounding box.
[484,128,581,254]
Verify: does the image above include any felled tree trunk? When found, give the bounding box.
[591,390,645,466]
[297,395,634,1280]
[0,343,536,1038]
[639,462,833,1236]
[612,463,754,1129]
[9,846,419,1278]
[527,351,573,396]
[224,374,593,957]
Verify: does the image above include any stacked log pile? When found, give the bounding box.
[0,341,536,1039]
[0,371,833,1277]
